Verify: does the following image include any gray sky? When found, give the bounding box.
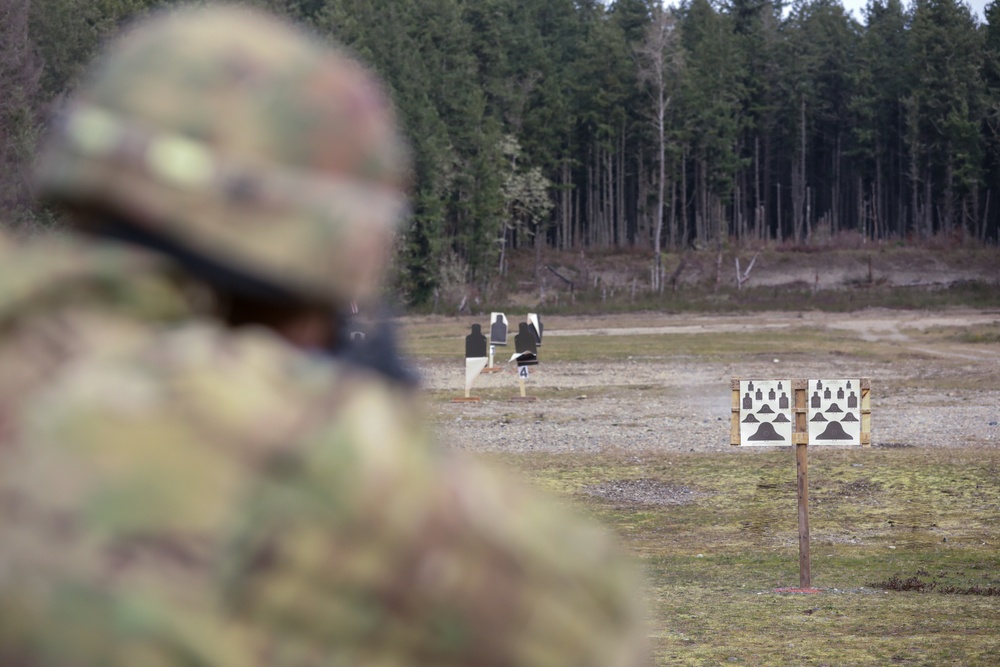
[838,0,989,21]
[649,0,991,22]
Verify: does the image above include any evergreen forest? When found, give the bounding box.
[3,0,1000,302]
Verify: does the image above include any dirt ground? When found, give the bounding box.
[413,308,1000,456]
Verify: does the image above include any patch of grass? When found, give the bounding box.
[952,323,1000,345]
[541,329,905,364]
[871,572,1000,596]
[916,320,1000,346]
[495,447,1000,665]
[403,321,910,364]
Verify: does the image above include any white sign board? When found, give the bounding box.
[739,380,793,446]
[807,379,862,446]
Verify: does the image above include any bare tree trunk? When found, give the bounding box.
[777,182,782,242]
[697,158,708,245]
[857,175,865,240]
[792,97,807,243]
[909,136,920,239]
[653,85,666,289]
[982,189,991,243]
[924,164,932,238]
[713,247,723,293]
[806,186,812,243]
[606,146,613,246]
[833,134,841,234]
[534,219,543,278]
[637,6,681,279]
[668,251,688,292]
[618,128,626,246]
[498,224,508,276]
[669,160,677,251]
[561,159,571,249]
[0,0,41,221]
[875,143,884,240]
[681,145,689,248]
[608,145,615,246]
[754,136,762,241]
[583,146,597,246]
[735,251,760,290]
[574,175,581,249]
[944,145,954,236]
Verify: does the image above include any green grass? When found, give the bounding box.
[947,321,1000,345]
[404,320,918,365]
[501,447,1000,666]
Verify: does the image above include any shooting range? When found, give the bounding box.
[732,377,872,591]
[415,302,1000,660]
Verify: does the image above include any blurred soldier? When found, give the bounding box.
[0,5,645,667]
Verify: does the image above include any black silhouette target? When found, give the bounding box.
[465,324,488,359]
[740,380,792,446]
[808,379,861,445]
[489,312,508,346]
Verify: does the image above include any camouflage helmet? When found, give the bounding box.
[34,5,410,305]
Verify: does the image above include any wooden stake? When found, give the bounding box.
[860,377,872,447]
[730,377,741,446]
[519,378,526,398]
[796,442,811,589]
[793,379,811,589]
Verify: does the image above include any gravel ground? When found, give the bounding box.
[415,309,1000,455]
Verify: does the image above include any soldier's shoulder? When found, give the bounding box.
[0,232,169,325]
[5,318,421,572]
[39,318,409,447]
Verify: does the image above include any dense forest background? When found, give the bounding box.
[2,0,1000,303]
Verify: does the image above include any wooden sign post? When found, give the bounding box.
[518,365,529,398]
[794,379,811,589]
[732,377,871,591]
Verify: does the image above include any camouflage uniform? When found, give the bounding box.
[0,6,646,667]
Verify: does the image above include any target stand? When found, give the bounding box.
[731,377,872,592]
[509,353,538,402]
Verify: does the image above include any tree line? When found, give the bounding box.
[2,0,999,302]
